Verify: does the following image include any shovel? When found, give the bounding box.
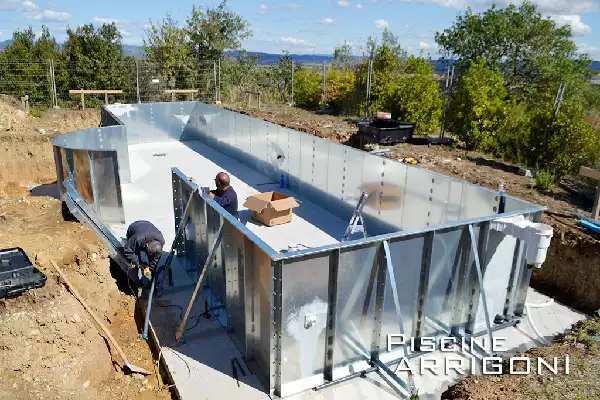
[49,260,151,376]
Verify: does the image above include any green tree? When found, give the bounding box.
[333,41,352,70]
[273,51,293,103]
[186,0,251,61]
[387,56,442,133]
[293,66,321,109]
[0,26,63,104]
[447,59,509,150]
[435,1,586,101]
[144,14,192,84]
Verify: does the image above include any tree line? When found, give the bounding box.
[0,0,599,179]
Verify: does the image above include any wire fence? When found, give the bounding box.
[0,58,453,121]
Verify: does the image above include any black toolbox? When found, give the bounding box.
[0,247,47,299]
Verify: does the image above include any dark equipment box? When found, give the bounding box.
[0,247,47,299]
[357,119,416,146]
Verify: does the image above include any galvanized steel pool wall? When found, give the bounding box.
[51,101,545,397]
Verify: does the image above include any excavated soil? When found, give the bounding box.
[0,100,170,400]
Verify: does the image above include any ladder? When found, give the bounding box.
[342,192,369,241]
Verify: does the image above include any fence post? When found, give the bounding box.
[322,62,327,104]
[80,89,85,110]
[291,60,294,106]
[213,60,218,103]
[366,58,373,119]
[135,59,141,104]
[218,58,221,103]
[48,60,54,106]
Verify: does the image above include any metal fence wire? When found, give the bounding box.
[0,58,450,117]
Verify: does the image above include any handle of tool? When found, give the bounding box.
[175,262,210,343]
[49,259,130,366]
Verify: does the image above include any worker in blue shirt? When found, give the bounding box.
[123,220,165,295]
[208,172,239,219]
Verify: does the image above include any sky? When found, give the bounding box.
[0,0,599,59]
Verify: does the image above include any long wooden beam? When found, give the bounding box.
[69,89,123,94]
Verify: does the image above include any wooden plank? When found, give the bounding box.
[69,89,123,94]
[580,166,600,181]
[164,89,199,94]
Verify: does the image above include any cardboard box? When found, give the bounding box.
[243,191,300,227]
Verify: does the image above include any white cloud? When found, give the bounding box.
[356,3,363,8]
[337,0,350,6]
[549,14,592,36]
[279,36,316,47]
[286,3,299,8]
[578,42,598,57]
[409,0,598,14]
[259,3,267,13]
[94,17,129,26]
[119,29,131,37]
[0,0,38,11]
[31,10,71,21]
[21,0,37,11]
[321,17,335,24]
[419,41,431,49]
[375,19,388,29]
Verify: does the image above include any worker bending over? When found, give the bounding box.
[124,220,165,290]
[209,171,239,219]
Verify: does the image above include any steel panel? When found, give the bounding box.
[72,149,94,206]
[236,114,254,167]
[299,134,315,194]
[381,160,407,231]
[360,153,386,229]
[276,126,291,179]
[379,235,424,349]
[333,245,378,369]
[423,227,464,334]
[223,220,246,348]
[459,183,500,220]
[286,129,302,189]
[341,147,364,220]
[472,229,517,333]
[90,151,124,224]
[402,166,433,230]
[250,118,268,176]
[280,254,330,386]
[325,143,346,212]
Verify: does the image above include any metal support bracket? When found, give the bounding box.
[467,224,494,353]
[165,188,198,286]
[176,223,224,343]
[342,192,369,241]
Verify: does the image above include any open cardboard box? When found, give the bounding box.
[243,191,300,227]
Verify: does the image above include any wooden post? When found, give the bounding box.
[172,92,176,102]
[258,93,261,110]
[104,92,109,105]
[80,89,85,110]
[580,166,600,219]
[21,95,29,115]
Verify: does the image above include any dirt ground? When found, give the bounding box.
[0,100,170,400]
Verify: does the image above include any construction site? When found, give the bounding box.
[1,91,599,400]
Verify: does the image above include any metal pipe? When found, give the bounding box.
[313,366,378,391]
[141,275,157,340]
[135,60,141,104]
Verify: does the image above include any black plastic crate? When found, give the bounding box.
[357,119,416,145]
[0,248,47,299]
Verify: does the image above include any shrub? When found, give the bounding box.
[293,67,321,109]
[447,58,509,151]
[326,68,355,114]
[535,170,554,191]
[386,56,443,134]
